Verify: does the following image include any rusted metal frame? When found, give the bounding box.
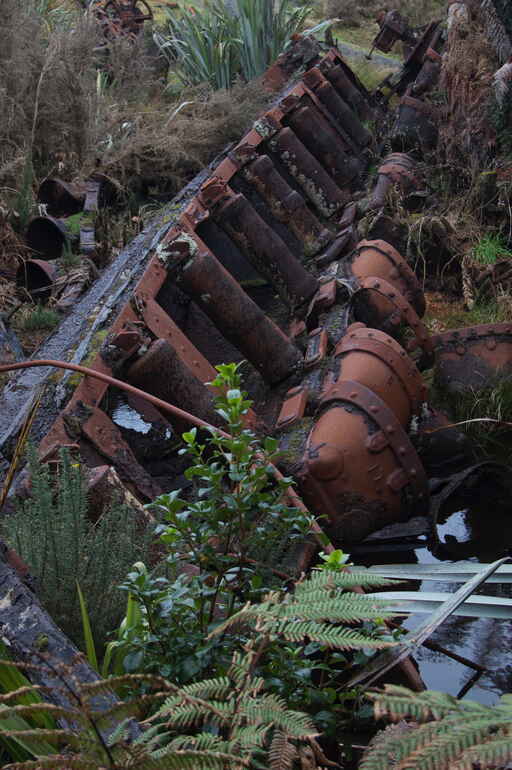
[355,277,434,362]
[80,179,100,257]
[432,322,512,351]
[159,228,303,384]
[81,405,162,500]
[319,380,428,503]
[304,328,329,369]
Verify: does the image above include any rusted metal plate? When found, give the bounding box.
[305,328,329,369]
[433,323,512,393]
[276,386,309,429]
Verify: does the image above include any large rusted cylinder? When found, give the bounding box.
[26,216,71,260]
[16,259,59,303]
[351,276,434,365]
[268,127,347,218]
[287,103,362,189]
[302,68,372,150]
[344,239,426,317]
[298,380,429,544]
[433,323,512,394]
[38,178,86,217]
[175,247,302,384]
[126,338,220,428]
[326,323,427,426]
[214,193,319,309]
[320,62,373,121]
[242,155,332,258]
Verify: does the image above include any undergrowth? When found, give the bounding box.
[472,234,512,264]
[18,305,60,331]
[2,447,153,651]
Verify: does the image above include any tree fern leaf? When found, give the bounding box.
[293,570,395,594]
[265,596,394,623]
[232,723,271,749]
[241,694,316,739]
[141,749,249,769]
[269,730,298,770]
[276,620,393,649]
[454,735,512,770]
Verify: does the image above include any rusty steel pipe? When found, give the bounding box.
[214,192,319,309]
[286,102,362,189]
[269,127,347,218]
[348,238,426,317]
[320,63,373,120]
[370,153,420,210]
[175,247,302,384]
[242,154,332,258]
[328,323,427,425]
[126,339,221,428]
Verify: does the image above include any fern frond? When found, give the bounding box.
[231,723,271,749]
[274,620,393,649]
[269,730,298,770]
[294,570,395,594]
[167,733,226,752]
[260,596,394,623]
[242,694,316,739]
[363,687,512,770]
[455,735,512,770]
[141,749,249,769]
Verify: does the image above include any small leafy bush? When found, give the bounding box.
[19,305,60,331]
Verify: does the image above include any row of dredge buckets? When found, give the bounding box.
[4,27,512,558]
[14,40,432,547]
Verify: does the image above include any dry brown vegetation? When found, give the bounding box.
[324,0,445,28]
[0,0,269,209]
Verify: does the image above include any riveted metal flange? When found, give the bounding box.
[352,276,434,365]
[329,324,427,423]
[347,239,426,316]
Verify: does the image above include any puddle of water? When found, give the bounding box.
[111,402,153,434]
[355,481,512,703]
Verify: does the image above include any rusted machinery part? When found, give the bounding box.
[126,339,222,428]
[351,276,434,365]
[38,178,86,217]
[241,154,332,259]
[390,94,439,153]
[432,322,512,393]
[298,379,429,544]
[346,238,426,317]
[370,152,422,209]
[16,259,59,303]
[25,216,70,261]
[166,237,302,384]
[213,192,319,309]
[325,322,427,425]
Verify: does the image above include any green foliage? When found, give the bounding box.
[362,685,512,770]
[3,448,152,652]
[19,305,60,332]
[114,362,313,681]
[0,567,397,769]
[472,234,512,265]
[157,0,312,89]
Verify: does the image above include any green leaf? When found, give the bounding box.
[76,581,99,673]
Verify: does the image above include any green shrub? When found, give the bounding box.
[472,234,512,265]
[20,305,60,331]
[3,448,153,651]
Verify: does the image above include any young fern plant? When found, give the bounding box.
[362,684,512,770]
